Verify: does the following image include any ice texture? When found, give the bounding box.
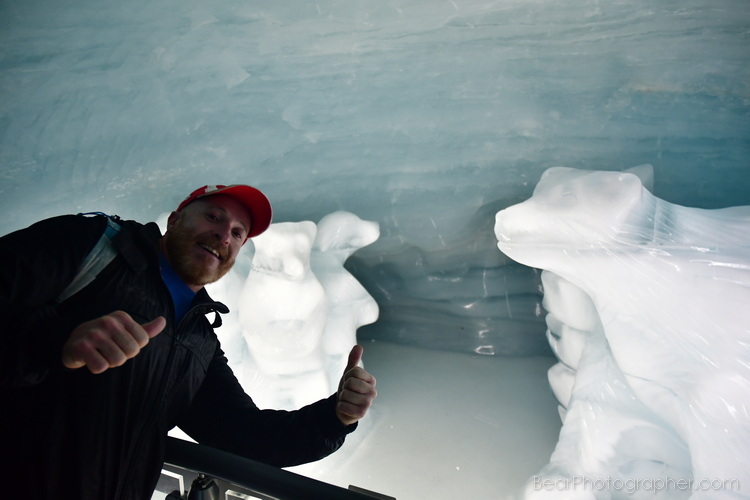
[2,0,749,357]
[495,166,750,498]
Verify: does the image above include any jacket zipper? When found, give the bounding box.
[114,307,193,499]
[113,301,224,498]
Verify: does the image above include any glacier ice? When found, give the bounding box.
[495,166,750,498]
[3,0,749,359]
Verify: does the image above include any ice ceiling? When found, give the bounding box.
[1,0,749,353]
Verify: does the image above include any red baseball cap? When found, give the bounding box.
[176,184,273,238]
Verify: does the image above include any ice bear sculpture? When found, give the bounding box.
[311,211,380,391]
[533,270,692,498]
[494,166,750,498]
[238,221,329,409]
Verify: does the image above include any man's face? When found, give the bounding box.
[163,195,252,291]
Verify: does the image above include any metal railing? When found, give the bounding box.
[163,437,394,500]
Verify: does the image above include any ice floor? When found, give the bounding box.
[288,341,561,500]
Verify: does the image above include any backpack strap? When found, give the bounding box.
[56,215,122,304]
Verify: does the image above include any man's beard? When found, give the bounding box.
[164,223,235,287]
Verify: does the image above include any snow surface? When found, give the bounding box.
[288,341,561,500]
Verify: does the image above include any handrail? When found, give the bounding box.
[164,437,388,500]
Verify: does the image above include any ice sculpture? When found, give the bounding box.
[311,211,380,391]
[205,212,379,411]
[534,270,692,498]
[494,166,750,498]
[237,220,329,409]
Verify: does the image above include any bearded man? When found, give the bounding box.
[0,185,377,499]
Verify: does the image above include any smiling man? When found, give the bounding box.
[0,184,377,499]
[165,187,259,289]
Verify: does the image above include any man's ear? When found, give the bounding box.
[166,211,180,229]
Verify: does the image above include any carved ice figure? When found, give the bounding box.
[311,211,380,391]
[531,270,691,499]
[238,221,329,410]
[494,166,750,498]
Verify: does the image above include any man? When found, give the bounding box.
[0,185,377,499]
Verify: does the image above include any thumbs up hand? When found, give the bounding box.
[336,345,377,426]
[62,311,166,374]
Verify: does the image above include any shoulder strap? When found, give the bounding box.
[56,216,122,304]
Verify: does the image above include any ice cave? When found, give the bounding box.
[1,0,748,498]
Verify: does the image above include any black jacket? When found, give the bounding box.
[0,214,354,499]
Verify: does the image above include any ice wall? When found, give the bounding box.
[2,0,749,356]
[495,166,750,498]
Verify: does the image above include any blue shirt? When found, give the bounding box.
[159,252,196,323]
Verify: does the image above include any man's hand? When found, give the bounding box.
[336,345,377,426]
[61,311,166,374]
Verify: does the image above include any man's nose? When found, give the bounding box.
[215,224,232,245]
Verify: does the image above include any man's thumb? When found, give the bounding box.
[142,316,166,338]
[345,344,364,372]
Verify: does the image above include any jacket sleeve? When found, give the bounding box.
[176,348,357,467]
[0,215,107,386]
